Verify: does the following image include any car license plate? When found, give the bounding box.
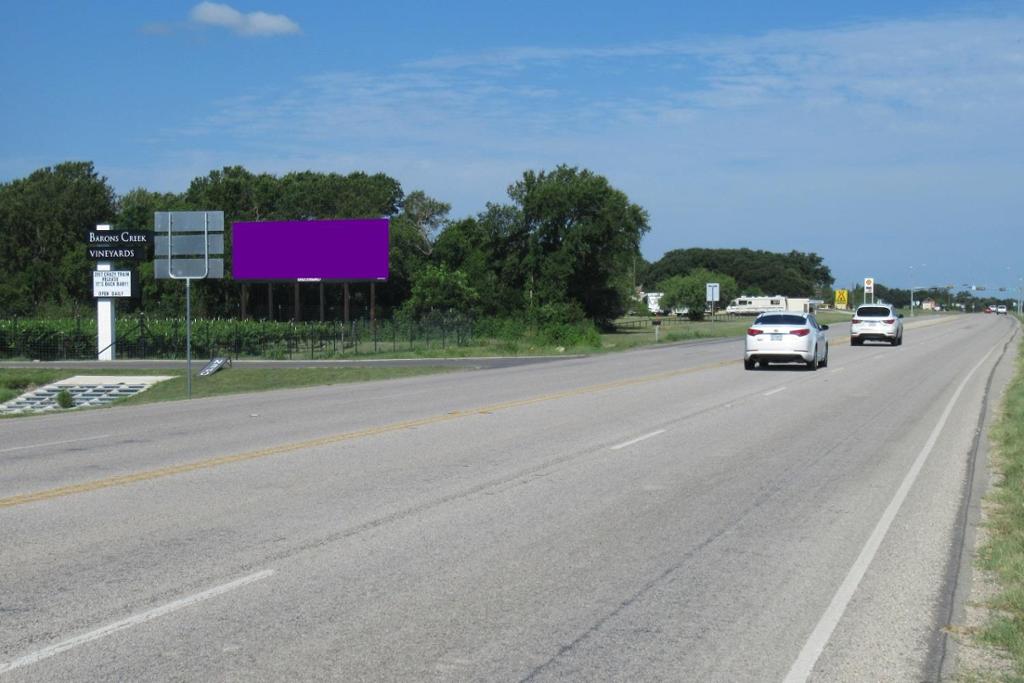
[770,334,783,341]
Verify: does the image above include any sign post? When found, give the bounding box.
[864,277,875,305]
[155,211,225,398]
[95,224,115,360]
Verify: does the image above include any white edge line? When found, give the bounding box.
[763,386,787,397]
[0,569,275,674]
[782,347,995,683]
[0,434,113,454]
[611,429,666,451]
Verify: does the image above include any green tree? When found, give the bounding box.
[401,190,451,256]
[378,191,449,314]
[0,162,116,316]
[432,204,534,317]
[645,248,832,297]
[659,269,738,321]
[508,166,648,323]
[406,264,479,316]
[116,187,188,316]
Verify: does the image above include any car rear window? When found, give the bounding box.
[856,306,892,317]
[757,314,806,325]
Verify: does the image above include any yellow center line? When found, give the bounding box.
[1,358,737,509]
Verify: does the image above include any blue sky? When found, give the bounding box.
[3,1,1023,294]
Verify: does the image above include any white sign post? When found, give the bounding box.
[95,224,115,360]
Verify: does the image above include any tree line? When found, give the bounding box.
[0,161,838,325]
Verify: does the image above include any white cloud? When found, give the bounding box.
[189,2,300,37]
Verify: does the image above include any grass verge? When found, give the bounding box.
[600,311,853,351]
[975,323,1024,680]
[0,366,459,411]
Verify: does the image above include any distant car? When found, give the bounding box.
[744,312,829,370]
[851,304,904,346]
[997,305,1008,315]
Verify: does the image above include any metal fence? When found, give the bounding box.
[0,316,478,361]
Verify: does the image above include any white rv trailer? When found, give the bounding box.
[644,292,665,314]
[725,296,813,315]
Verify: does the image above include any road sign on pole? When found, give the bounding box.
[706,282,720,322]
[864,277,875,304]
[154,211,225,398]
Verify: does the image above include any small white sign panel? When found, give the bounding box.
[864,277,875,294]
[93,270,133,298]
[706,282,720,302]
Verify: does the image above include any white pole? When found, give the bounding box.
[96,224,115,360]
[186,278,192,399]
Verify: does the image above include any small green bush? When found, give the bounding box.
[55,389,74,409]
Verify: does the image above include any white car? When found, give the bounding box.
[744,312,829,370]
[997,305,1008,315]
[850,304,904,346]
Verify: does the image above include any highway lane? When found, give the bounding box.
[0,314,1017,681]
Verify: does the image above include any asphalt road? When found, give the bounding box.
[0,314,1018,681]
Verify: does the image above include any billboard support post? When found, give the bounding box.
[344,283,350,324]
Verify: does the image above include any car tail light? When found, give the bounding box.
[790,328,811,337]
[747,328,762,336]
[883,318,895,324]
[851,318,861,324]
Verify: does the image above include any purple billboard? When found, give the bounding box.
[231,219,389,281]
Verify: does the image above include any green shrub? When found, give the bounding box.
[55,389,74,409]
[542,321,602,348]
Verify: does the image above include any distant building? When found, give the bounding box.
[922,298,938,311]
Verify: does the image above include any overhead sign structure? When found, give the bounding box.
[231,219,389,281]
[92,270,133,298]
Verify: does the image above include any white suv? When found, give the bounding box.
[851,303,904,346]
[997,305,1008,315]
